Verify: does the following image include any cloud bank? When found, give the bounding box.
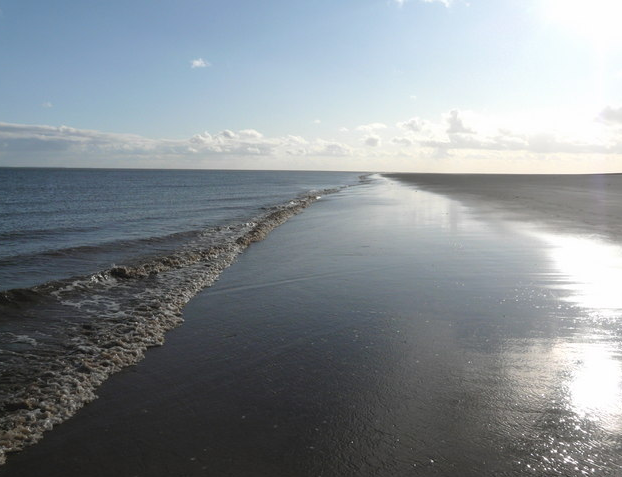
[0,122,353,169]
[1,105,621,172]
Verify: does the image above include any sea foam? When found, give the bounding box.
[0,188,342,465]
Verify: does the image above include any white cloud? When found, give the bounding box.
[190,58,210,69]
[387,107,622,159]
[313,119,322,124]
[0,122,356,164]
[419,119,615,155]
[219,129,235,139]
[364,135,381,147]
[41,102,53,108]
[391,136,413,146]
[356,122,387,132]
[599,106,622,124]
[397,117,423,132]
[1,107,620,171]
[446,109,475,134]
[239,129,264,139]
[314,139,353,156]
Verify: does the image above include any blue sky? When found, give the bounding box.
[1,0,622,172]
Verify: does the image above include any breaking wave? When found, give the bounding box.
[0,187,342,465]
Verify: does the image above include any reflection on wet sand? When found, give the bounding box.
[3,176,622,477]
[542,233,622,313]
[495,214,622,474]
[566,342,622,425]
[387,177,622,475]
[537,232,622,425]
[355,179,622,475]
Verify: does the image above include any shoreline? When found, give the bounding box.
[0,188,335,467]
[2,176,622,476]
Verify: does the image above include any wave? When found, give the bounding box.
[0,185,344,465]
[0,228,211,274]
[0,225,101,242]
[0,288,46,310]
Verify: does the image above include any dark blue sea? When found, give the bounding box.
[0,168,361,291]
[0,167,363,463]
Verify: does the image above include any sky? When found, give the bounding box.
[1,0,622,172]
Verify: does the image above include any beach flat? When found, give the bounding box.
[2,175,622,476]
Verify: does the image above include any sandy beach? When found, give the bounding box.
[385,173,622,242]
[2,174,622,476]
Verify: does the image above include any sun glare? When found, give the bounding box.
[538,233,622,314]
[543,0,622,47]
[568,343,622,423]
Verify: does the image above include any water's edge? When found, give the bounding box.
[0,182,357,465]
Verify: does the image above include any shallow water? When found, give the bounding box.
[2,175,622,476]
[171,178,622,475]
[0,168,362,464]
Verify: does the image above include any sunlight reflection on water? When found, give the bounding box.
[379,178,622,475]
[567,343,622,425]
[533,231,622,432]
[539,233,622,313]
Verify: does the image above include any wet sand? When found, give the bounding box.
[2,175,622,476]
[385,173,622,242]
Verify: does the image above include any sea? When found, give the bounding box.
[0,168,363,462]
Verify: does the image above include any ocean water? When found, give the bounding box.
[0,167,363,463]
[0,168,361,291]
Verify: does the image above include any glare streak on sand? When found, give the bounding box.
[536,232,622,313]
[384,174,622,475]
[566,342,622,423]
